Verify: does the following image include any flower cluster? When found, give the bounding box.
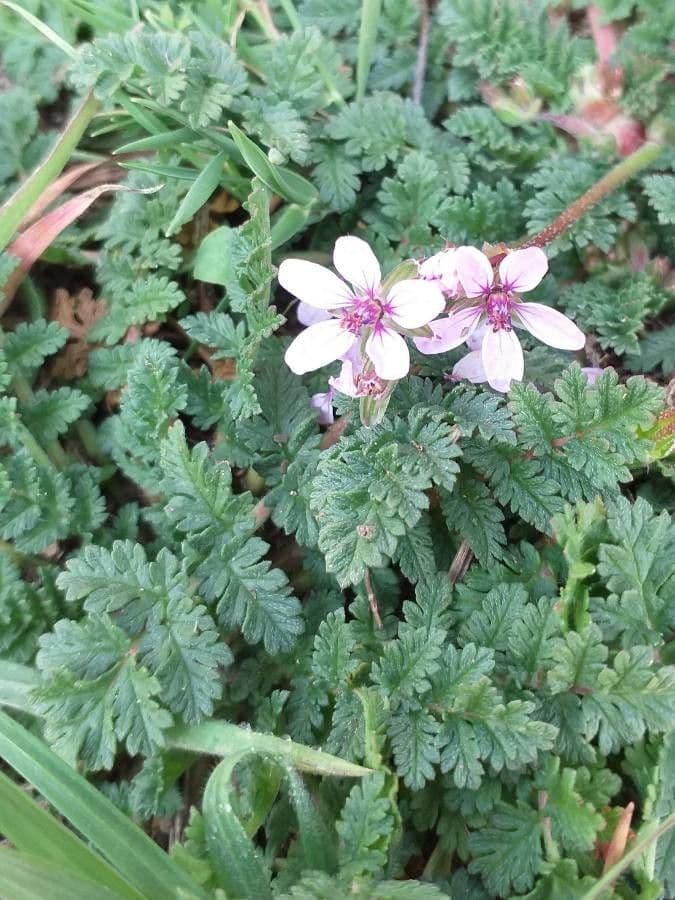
[279,236,585,421]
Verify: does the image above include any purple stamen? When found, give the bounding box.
[486,290,512,331]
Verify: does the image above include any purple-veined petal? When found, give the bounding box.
[454,246,494,297]
[466,320,488,351]
[310,391,335,425]
[366,326,410,380]
[387,278,444,328]
[498,247,548,294]
[297,301,331,327]
[452,350,487,383]
[514,302,585,350]
[278,259,351,309]
[329,359,359,397]
[284,319,356,375]
[333,235,381,292]
[414,306,483,354]
[481,327,524,392]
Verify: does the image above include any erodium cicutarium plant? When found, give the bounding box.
[0,1,673,898]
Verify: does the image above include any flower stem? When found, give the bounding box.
[517,141,663,250]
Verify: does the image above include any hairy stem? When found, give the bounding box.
[518,141,663,250]
[411,0,430,105]
[364,569,383,629]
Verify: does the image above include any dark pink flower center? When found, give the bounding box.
[340,290,389,335]
[486,290,512,331]
[355,370,387,397]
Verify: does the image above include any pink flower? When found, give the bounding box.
[280,236,444,381]
[418,248,460,296]
[310,390,335,425]
[581,366,604,385]
[329,350,389,400]
[417,246,585,393]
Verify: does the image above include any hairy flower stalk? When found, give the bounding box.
[518,141,663,249]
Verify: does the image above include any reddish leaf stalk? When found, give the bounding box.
[517,141,662,250]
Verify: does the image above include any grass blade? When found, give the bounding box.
[202,753,273,899]
[0,773,143,900]
[0,661,38,713]
[0,849,125,900]
[0,1,76,58]
[166,150,227,236]
[0,93,99,251]
[167,721,371,777]
[0,710,207,900]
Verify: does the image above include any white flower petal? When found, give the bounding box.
[454,246,494,297]
[514,302,585,350]
[297,301,331,327]
[278,258,351,309]
[452,350,487,383]
[481,327,524,392]
[284,319,356,375]
[414,306,483,354]
[329,360,359,397]
[365,327,410,380]
[387,278,445,329]
[333,236,381,292]
[498,247,548,294]
[419,250,460,294]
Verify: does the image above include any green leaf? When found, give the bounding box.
[0,710,206,899]
[228,121,319,206]
[535,759,604,854]
[20,387,89,441]
[3,319,68,379]
[0,772,142,900]
[166,150,226,236]
[202,753,273,899]
[166,720,371,777]
[337,772,394,878]
[0,849,124,900]
[442,476,506,567]
[643,173,675,224]
[389,705,440,789]
[468,802,543,896]
[198,535,304,654]
[311,609,358,691]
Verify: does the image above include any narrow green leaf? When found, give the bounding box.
[119,161,198,181]
[228,121,318,206]
[271,204,314,249]
[0,93,99,251]
[203,753,273,899]
[0,661,38,713]
[0,773,142,900]
[166,721,372,777]
[114,127,199,155]
[0,849,125,900]
[166,151,227,236]
[283,765,338,873]
[0,2,76,58]
[356,0,382,100]
[0,711,207,900]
